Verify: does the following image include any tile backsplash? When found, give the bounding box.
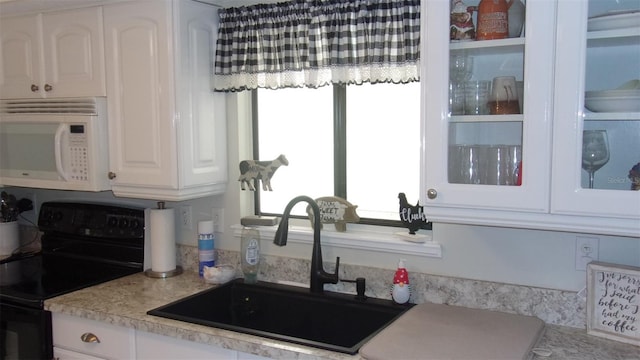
[177,245,585,329]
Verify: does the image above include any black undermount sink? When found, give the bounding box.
[147,278,412,354]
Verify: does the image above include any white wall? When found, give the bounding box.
[4,92,638,293]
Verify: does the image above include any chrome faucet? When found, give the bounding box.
[274,196,340,294]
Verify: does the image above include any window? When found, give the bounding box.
[253,81,427,229]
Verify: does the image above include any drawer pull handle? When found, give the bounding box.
[81,332,100,343]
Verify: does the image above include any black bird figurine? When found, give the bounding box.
[398,193,427,235]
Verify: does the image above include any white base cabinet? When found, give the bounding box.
[104,0,227,201]
[53,313,271,360]
[52,313,135,360]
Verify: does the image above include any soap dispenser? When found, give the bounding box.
[391,259,411,304]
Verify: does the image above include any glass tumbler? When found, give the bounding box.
[464,81,491,115]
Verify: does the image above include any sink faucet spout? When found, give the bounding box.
[274,196,339,294]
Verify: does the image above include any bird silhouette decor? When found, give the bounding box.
[398,193,428,235]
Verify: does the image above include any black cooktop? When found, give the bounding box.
[0,253,139,308]
[0,201,145,309]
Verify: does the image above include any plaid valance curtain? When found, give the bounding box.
[214,0,420,92]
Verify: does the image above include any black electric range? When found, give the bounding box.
[0,201,145,359]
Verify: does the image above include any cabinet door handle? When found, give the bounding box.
[30,84,39,92]
[108,172,117,180]
[427,189,438,199]
[44,83,53,92]
[80,332,100,343]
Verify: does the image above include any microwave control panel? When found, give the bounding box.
[68,125,89,182]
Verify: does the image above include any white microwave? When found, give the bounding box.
[0,97,110,191]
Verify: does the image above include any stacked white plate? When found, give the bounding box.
[585,80,640,113]
[585,89,640,112]
[588,10,640,31]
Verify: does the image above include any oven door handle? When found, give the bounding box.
[54,123,69,181]
[81,332,101,343]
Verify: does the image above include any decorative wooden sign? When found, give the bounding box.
[587,261,640,346]
[306,196,360,232]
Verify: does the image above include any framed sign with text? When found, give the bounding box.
[587,261,640,346]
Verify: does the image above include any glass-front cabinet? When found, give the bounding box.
[551,1,640,230]
[421,0,640,236]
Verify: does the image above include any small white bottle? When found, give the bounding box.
[240,227,260,284]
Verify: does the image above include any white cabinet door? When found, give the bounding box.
[104,1,178,191]
[175,0,228,190]
[550,0,640,234]
[0,8,105,99]
[104,0,227,201]
[136,330,238,359]
[41,7,106,98]
[54,347,106,360]
[422,1,555,225]
[52,313,135,360]
[0,14,42,98]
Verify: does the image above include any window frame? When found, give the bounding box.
[250,85,432,231]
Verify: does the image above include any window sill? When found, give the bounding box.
[231,223,441,258]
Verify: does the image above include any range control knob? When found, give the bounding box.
[107,217,118,228]
[118,218,129,228]
[130,219,141,229]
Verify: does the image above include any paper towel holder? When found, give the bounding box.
[144,201,183,279]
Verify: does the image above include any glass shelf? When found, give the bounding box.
[584,112,639,121]
[450,37,525,56]
[450,114,523,123]
[587,27,640,47]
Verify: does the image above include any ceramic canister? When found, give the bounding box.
[476,0,509,40]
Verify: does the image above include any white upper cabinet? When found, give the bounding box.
[421,0,639,236]
[103,0,227,201]
[0,7,105,99]
[551,0,640,227]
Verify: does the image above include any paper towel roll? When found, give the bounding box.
[150,206,176,273]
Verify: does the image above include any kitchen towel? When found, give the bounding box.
[149,205,177,273]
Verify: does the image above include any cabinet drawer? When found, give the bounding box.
[52,313,134,360]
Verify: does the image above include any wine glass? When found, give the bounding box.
[582,130,610,189]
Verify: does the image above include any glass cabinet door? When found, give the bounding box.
[551,0,640,224]
[422,0,554,215]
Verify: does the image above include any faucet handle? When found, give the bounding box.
[340,276,367,301]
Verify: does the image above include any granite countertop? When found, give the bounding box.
[45,272,640,360]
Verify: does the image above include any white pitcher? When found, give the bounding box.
[507,0,526,38]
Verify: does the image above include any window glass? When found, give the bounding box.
[256,82,421,222]
[257,87,334,216]
[346,82,421,220]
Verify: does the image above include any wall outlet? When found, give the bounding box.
[179,205,192,230]
[575,236,599,271]
[212,208,224,233]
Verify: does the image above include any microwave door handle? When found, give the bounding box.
[54,124,70,181]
